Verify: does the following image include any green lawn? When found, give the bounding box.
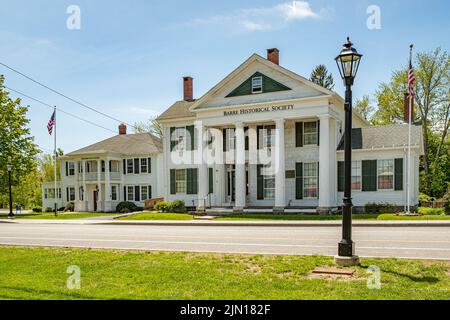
[117,212,194,220]
[0,212,119,220]
[0,246,449,299]
[216,213,450,221]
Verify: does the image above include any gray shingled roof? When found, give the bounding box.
[337,124,423,151]
[157,100,195,121]
[65,133,162,156]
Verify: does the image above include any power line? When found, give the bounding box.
[4,85,162,151]
[0,61,135,128]
[5,86,117,134]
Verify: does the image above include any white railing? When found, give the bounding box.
[77,172,121,181]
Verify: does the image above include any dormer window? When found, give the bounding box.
[252,76,263,94]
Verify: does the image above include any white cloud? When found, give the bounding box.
[187,1,322,33]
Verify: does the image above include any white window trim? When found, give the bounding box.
[352,160,362,191]
[173,127,187,152]
[175,169,187,194]
[303,121,318,146]
[377,159,395,191]
[126,186,135,201]
[262,166,275,200]
[68,187,76,202]
[252,76,263,94]
[68,162,75,176]
[140,158,148,174]
[111,185,117,201]
[303,162,318,199]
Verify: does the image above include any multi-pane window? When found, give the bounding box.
[252,76,263,93]
[127,186,134,201]
[68,162,75,176]
[141,186,149,201]
[68,187,75,201]
[44,188,62,199]
[226,128,235,151]
[262,166,275,199]
[111,186,117,201]
[303,122,318,145]
[175,169,187,194]
[303,162,318,198]
[127,159,134,174]
[173,127,187,151]
[140,158,148,173]
[378,159,394,189]
[262,125,275,149]
[352,160,362,190]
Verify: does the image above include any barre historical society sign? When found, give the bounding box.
[223,104,294,116]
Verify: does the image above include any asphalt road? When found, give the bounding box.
[0,223,449,260]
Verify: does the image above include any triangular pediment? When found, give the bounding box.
[225,72,291,98]
[190,54,336,111]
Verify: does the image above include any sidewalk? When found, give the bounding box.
[2,218,450,227]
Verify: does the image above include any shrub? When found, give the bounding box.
[58,207,66,212]
[32,206,42,213]
[135,207,144,212]
[64,202,75,212]
[444,201,450,215]
[45,207,54,213]
[168,200,187,213]
[155,201,170,213]
[418,207,445,216]
[419,193,431,202]
[364,203,396,214]
[116,201,138,213]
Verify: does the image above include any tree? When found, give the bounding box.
[133,116,163,138]
[310,64,335,90]
[38,148,64,182]
[373,48,450,196]
[354,95,375,121]
[0,75,40,208]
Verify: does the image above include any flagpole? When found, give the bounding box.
[406,45,413,214]
[53,106,58,217]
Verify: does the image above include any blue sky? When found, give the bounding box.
[1,0,449,153]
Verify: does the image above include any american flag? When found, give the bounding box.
[47,111,55,135]
[408,60,415,97]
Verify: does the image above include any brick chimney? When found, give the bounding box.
[183,76,193,101]
[119,123,127,135]
[267,48,279,65]
[404,93,414,123]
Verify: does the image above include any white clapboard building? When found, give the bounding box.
[42,124,164,212]
[157,49,423,214]
[43,48,423,214]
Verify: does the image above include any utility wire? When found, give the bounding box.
[0,61,135,128]
[4,85,162,151]
[5,86,117,134]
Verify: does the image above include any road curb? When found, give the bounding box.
[95,220,450,228]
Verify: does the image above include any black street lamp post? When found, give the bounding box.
[334,38,362,266]
[7,163,13,218]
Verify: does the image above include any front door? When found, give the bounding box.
[226,165,235,204]
[93,190,97,212]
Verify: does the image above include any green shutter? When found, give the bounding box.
[135,186,140,202]
[257,126,263,149]
[225,72,291,97]
[170,169,176,194]
[317,120,320,146]
[223,129,227,152]
[186,125,195,150]
[244,127,249,151]
[187,168,198,195]
[257,164,264,200]
[295,122,303,147]
[170,127,176,151]
[337,161,344,192]
[296,162,303,199]
[208,168,214,194]
[362,160,377,191]
[395,158,404,191]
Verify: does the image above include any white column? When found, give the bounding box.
[318,115,335,213]
[104,156,111,212]
[97,159,102,212]
[214,128,225,206]
[196,122,208,210]
[82,160,87,211]
[274,119,286,210]
[234,122,246,211]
